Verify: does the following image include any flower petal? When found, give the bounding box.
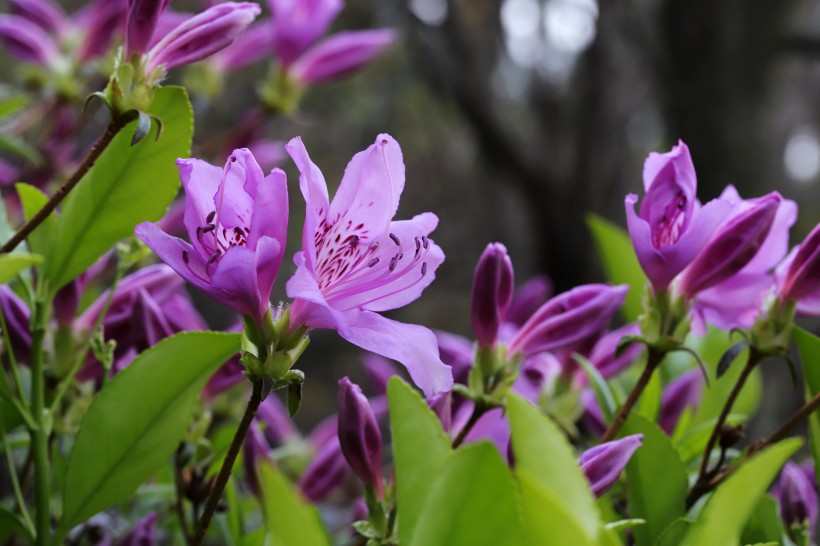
[210,236,280,319]
[134,222,214,297]
[178,157,224,250]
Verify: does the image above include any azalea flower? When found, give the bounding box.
[284,134,452,397]
[135,148,288,322]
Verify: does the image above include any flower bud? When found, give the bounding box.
[470,243,514,348]
[256,394,300,447]
[586,323,643,379]
[658,370,702,434]
[505,275,552,327]
[0,286,31,363]
[270,0,342,66]
[779,223,820,308]
[290,29,395,85]
[679,192,782,298]
[578,434,643,497]
[8,0,69,35]
[298,437,349,502]
[773,461,818,533]
[119,512,157,546]
[337,377,384,496]
[145,2,260,74]
[53,279,82,327]
[509,284,628,357]
[362,354,398,395]
[125,0,170,58]
[0,14,61,66]
[243,425,270,496]
[76,0,128,62]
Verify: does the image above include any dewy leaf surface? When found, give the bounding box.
[59,331,240,537]
[45,86,193,289]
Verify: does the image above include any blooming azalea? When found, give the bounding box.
[285,134,452,397]
[135,148,288,322]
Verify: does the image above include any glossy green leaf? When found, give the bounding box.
[517,468,596,546]
[16,183,55,259]
[653,519,691,546]
[739,495,783,546]
[675,414,746,464]
[586,214,646,321]
[0,253,41,285]
[691,327,761,427]
[411,442,522,546]
[795,326,820,491]
[387,377,453,545]
[622,413,688,546]
[575,353,618,423]
[58,331,240,537]
[679,438,801,546]
[258,461,330,546]
[45,86,193,289]
[507,394,600,542]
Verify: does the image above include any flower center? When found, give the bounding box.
[652,192,687,249]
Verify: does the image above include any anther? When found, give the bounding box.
[201,225,215,233]
[415,237,421,256]
[421,262,428,275]
[389,233,401,246]
[368,258,380,267]
[389,255,398,272]
[206,211,216,223]
[421,236,429,249]
[208,251,221,264]
[182,250,189,264]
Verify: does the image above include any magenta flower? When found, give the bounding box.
[299,437,349,502]
[582,323,643,380]
[0,285,32,363]
[678,192,782,299]
[337,377,384,496]
[778,223,820,314]
[124,0,170,58]
[135,149,288,322]
[508,284,628,358]
[504,275,552,328]
[8,0,69,35]
[0,14,62,66]
[625,141,732,291]
[471,243,514,348]
[270,0,342,66]
[144,2,260,73]
[578,434,643,497]
[772,461,819,534]
[285,134,452,397]
[290,29,396,85]
[658,370,703,434]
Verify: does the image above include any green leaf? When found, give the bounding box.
[0,95,28,119]
[574,353,618,423]
[45,86,193,290]
[517,468,596,546]
[679,438,802,546]
[411,442,522,546]
[0,253,42,284]
[674,414,746,464]
[387,377,453,545]
[622,413,688,546]
[740,495,783,546]
[636,363,662,423]
[653,519,691,546]
[586,214,646,321]
[16,183,55,259]
[795,327,820,491]
[0,506,30,542]
[691,327,761,427]
[507,394,600,542]
[258,462,330,546]
[58,331,240,537]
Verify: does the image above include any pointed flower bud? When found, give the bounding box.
[298,437,349,502]
[8,0,70,35]
[778,223,820,310]
[53,278,82,327]
[0,14,61,66]
[658,370,702,434]
[679,192,782,299]
[124,0,170,58]
[471,243,514,348]
[625,141,732,290]
[136,149,288,322]
[773,461,818,533]
[586,323,643,379]
[291,29,395,85]
[144,2,261,74]
[509,284,628,357]
[578,434,643,497]
[337,377,384,497]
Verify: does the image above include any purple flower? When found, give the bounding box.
[471,243,514,348]
[210,22,272,70]
[285,135,452,397]
[136,149,288,322]
[583,323,643,380]
[269,0,342,66]
[362,353,399,395]
[678,192,782,299]
[118,512,157,546]
[0,14,62,66]
[124,0,170,58]
[508,284,628,358]
[772,461,819,533]
[298,437,349,502]
[290,29,396,85]
[578,434,643,497]
[625,141,732,291]
[0,286,32,363]
[505,275,552,328]
[8,0,70,35]
[144,2,260,73]
[658,370,703,435]
[337,377,384,496]
[75,0,129,62]
[778,223,820,313]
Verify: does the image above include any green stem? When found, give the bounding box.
[600,349,664,443]
[452,401,489,448]
[30,300,50,546]
[0,306,27,403]
[191,381,264,546]
[0,411,35,538]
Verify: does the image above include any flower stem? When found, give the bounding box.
[600,349,664,443]
[452,401,489,448]
[29,300,50,546]
[191,381,264,546]
[0,118,124,254]
[0,411,34,538]
[174,445,193,546]
[762,390,820,448]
